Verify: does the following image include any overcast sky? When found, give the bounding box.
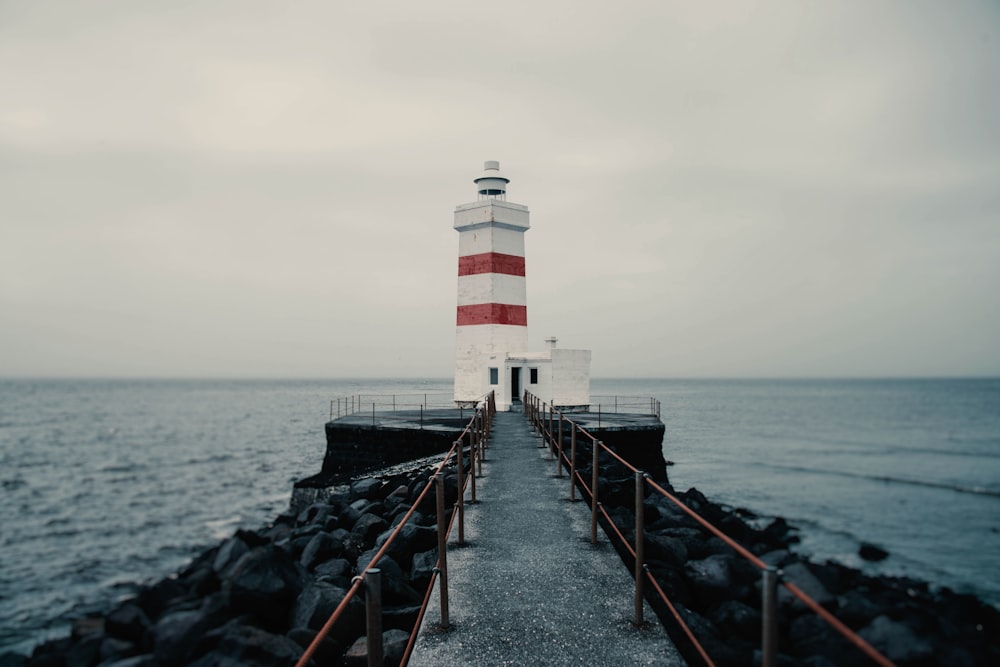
[1,1,998,379]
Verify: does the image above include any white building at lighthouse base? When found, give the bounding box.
[464,337,591,412]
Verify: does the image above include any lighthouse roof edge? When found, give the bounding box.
[455,199,529,213]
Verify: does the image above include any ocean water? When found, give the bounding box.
[1,378,998,653]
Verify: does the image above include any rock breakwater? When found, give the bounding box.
[586,454,1000,667]
[2,459,462,667]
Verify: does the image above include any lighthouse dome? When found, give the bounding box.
[474,160,509,198]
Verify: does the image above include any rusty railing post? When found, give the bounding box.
[365,568,383,667]
[762,566,779,667]
[435,473,450,628]
[456,440,465,546]
[634,471,646,627]
[570,426,577,501]
[547,405,555,459]
[470,429,477,503]
[591,440,600,544]
[555,414,564,477]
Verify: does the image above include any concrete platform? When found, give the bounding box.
[409,411,685,666]
[329,408,473,433]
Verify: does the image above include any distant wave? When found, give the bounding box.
[759,462,1000,498]
[745,430,1000,460]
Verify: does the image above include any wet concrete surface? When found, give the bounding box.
[409,411,685,666]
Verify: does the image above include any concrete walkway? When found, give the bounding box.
[409,411,686,666]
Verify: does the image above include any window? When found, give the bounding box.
[529,368,538,384]
[489,367,499,385]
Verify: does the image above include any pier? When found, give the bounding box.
[294,393,907,667]
[408,410,684,666]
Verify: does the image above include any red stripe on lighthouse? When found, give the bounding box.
[456,303,528,326]
[458,252,526,277]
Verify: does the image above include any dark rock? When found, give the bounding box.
[339,505,362,531]
[779,562,835,610]
[99,656,157,667]
[788,614,855,664]
[98,637,137,664]
[314,558,351,581]
[70,616,104,641]
[382,605,421,631]
[290,582,349,631]
[29,636,71,663]
[858,543,889,562]
[799,657,839,667]
[352,513,388,544]
[0,652,27,667]
[343,628,410,667]
[64,634,101,667]
[709,600,762,641]
[858,615,933,664]
[355,553,421,606]
[356,552,403,581]
[290,582,365,647]
[684,554,738,607]
[300,531,346,570]
[350,478,382,501]
[836,589,881,629]
[151,610,205,665]
[645,531,688,567]
[759,549,793,568]
[374,522,435,565]
[105,603,150,644]
[201,624,302,667]
[212,537,250,575]
[762,517,798,546]
[135,577,186,620]
[410,549,438,583]
[223,546,305,627]
[287,628,342,667]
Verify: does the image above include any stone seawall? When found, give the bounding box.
[295,419,467,489]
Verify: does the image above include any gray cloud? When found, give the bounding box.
[2,0,998,378]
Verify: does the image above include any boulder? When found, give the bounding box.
[100,656,158,667]
[314,558,351,581]
[788,614,855,664]
[350,478,382,501]
[287,628,342,667]
[98,637,138,664]
[858,615,933,664]
[212,537,250,575]
[151,610,205,665]
[709,600,761,641]
[64,634,102,667]
[105,602,151,644]
[290,582,349,631]
[779,562,835,610]
[199,623,302,667]
[343,628,410,667]
[223,546,305,626]
[684,554,737,607]
[411,549,438,583]
[645,531,689,567]
[352,513,389,544]
[858,543,889,562]
[300,531,346,570]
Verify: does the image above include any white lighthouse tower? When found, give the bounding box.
[454,161,591,411]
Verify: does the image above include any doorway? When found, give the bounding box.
[510,366,522,403]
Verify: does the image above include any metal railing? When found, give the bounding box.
[295,391,496,667]
[329,392,474,428]
[524,391,897,667]
[589,394,661,419]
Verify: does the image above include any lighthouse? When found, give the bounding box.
[454,161,591,411]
